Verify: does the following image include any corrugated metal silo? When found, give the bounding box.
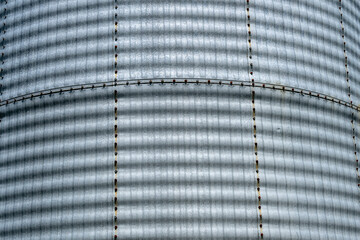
[0,0,359,239]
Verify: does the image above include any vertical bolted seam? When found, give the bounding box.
[338,0,360,188]
[252,91,263,239]
[0,0,6,136]
[1,1,6,101]
[114,0,118,84]
[114,89,118,239]
[114,0,119,239]
[246,0,254,84]
[247,0,264,239]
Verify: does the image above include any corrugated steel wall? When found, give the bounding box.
[0,0,359,239]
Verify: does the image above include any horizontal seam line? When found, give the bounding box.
[0,78,358,111]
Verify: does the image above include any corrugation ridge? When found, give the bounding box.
[0,150,252,174]
[0,180,110,202]
[115,24,339,52]
[112,215,356,231]
[118,0,242,7]
[117,2,339,32]
[0,145,110,168]
[5,1,112,27]
[0,199,111,220]
[2,118,249,134]
[251,66,345,101]
[0,163,110,185]
[2,88,113,113]
[113,198,360,220]
[115,185,357,205]
[118,12,242,22]
[92,44,344,79]
[8,23,234,46]
[5,16,111,44]
[251,34,342,65]
[0,127,111,150]
[1,144,355,174]
[252,2,340,34]
[121,60,342,87]
[5,0,90,15]
[127,51,343,88]
[4,49,110,74]
[3,63,112,92]
[1,177,355,208]
[262,215,358,234]
[1,218,112,237]
[5,33,108,57]
[1,110,111,133]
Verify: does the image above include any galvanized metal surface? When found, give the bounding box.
[0,0,359,239]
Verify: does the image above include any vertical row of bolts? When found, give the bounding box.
[252,91,263,239]
[246,0,264,239]
[114,0,119,239]
[114,0,118,84]
[1,1,6,104]
[114,90,118,239]
[338,0,360,188]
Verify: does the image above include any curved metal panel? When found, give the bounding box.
[1,0,113,99]
[0,89,114,239]
[255,88,359,239]
[116,0,248,81]
[252,0,348,100]
[0,0,359,239]
[342,0,360,104]
[116,84,257,239]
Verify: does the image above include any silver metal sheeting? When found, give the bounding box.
[255,88,359,239]
[342,0,360,104]
[2,0,113,99]
[0,0,360,239]
[0,88,114,239]
[2,0,359,101]
[116,85,257,239]
[1,85,359,239]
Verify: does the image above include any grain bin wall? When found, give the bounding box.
[0,0,359,239]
